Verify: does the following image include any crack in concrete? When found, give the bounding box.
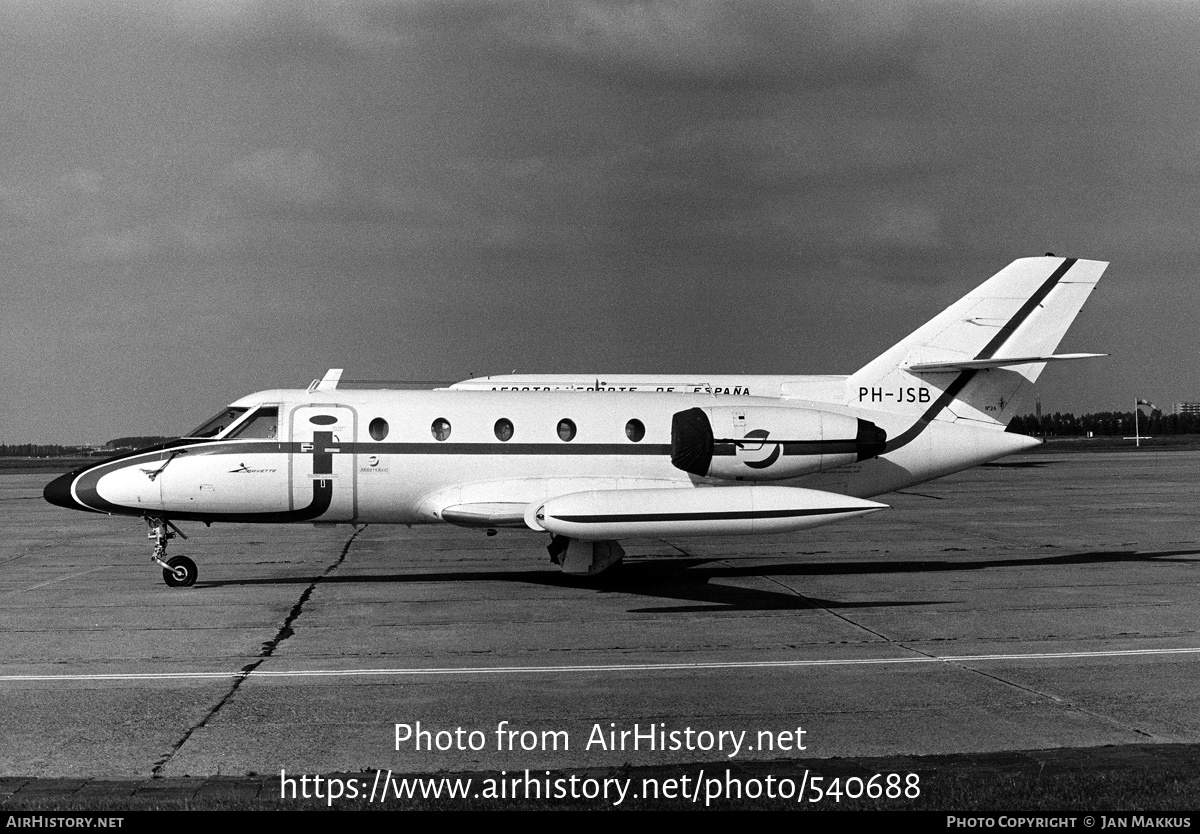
[603,541,1161,745]
[941,662,1160,742]
[757,568,896,642]
[757,566,1160,740]
[149,525,366,778]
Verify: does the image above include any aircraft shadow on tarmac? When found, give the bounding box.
[195,561,910,612]
[192,546,1200,615]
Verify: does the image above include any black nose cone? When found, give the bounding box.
[44,471,80,510]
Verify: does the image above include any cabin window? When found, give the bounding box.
[226,406,279,439]
[557,419,576,442]
[369,417,389,441]
[185,407,249,439]
[431,418,451,441]
[625,418,645,442]
[494,418,514,442]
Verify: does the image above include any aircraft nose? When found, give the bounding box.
[43,471,81,510]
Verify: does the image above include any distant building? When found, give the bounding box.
[1172,402,1200,415]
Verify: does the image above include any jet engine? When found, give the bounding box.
[671,406,886,481]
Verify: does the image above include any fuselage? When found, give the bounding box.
[44,387,1037,526]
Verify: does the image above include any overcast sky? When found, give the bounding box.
[4,1,1199,443]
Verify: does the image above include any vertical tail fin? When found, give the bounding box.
[847,256,1107,431]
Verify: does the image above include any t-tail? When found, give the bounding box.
[846,256,1107,449]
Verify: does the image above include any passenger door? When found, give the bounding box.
[290,405,357,521]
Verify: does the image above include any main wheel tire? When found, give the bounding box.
[163,555,197,588]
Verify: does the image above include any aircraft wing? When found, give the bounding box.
[440,503,529,528]
[428,483,887,537]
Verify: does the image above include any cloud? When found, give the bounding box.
[168,0,419,65]
[166,0,927,89]
[64,168,104,194]
[71,218,239,263]
[225,147,339,209]
[493,0,926,88]
[842,200,946,250]
[8,0,1200,442]
[73,227,161,262]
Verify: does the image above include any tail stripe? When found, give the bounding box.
[884,257,1077,452]
[975,258,1077,360]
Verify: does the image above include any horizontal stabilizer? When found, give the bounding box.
[905,353,1107,373]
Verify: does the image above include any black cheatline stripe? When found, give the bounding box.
[358,442,671,456]
[885,258,1077,453]
[157,479,334,523]
[76,475,334,522]
[54,439,215,512]
[884,371,976,451]
[136,441,671,456]
[71,452,191,515]
[712,439,860,457]
[783,440,857,455]
[73,437,211,470]
[555,506,872,524]
[62,436,671,517]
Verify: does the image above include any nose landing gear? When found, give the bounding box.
[146,516,197,587]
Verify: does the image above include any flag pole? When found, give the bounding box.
[1134,399,1140,447]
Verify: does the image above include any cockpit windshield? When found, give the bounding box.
[225,406,279,440]
[185,407,249,439]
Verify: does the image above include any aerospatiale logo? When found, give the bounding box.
[229,463,278,473]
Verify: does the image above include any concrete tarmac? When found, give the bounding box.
[2,450,1199,791]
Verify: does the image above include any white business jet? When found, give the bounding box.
[44,256,1106,586]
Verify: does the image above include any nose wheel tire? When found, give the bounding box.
[163,555,197,588]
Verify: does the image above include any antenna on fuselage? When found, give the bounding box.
[309,368,344,392]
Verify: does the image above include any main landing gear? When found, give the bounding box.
[547,535,625,576]
[146,516,197,587]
